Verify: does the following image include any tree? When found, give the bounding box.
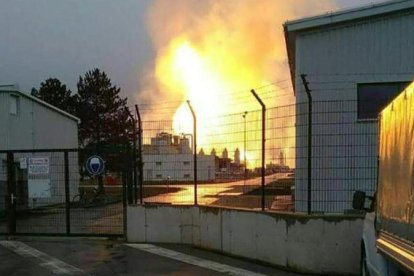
[76,68,133,149]
[31,78,76,114]
[76,69,134,194]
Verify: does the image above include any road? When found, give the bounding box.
[0,237,304,276]
[143,173,289,205]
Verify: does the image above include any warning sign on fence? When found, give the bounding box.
[28,157,50,175]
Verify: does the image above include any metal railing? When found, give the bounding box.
[133,99,377,214]
[0,147,132,236]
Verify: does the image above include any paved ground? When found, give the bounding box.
[143,173,289,206]
[0,203,123,235]
[0,237,302,276]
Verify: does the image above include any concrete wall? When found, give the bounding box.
[293,10,414,212]
[127,205,363,275]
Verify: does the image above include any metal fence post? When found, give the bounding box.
[6,152,16,234]
[122,170,127,236]
[125,107,137,205]
[301,74,312,215]
[243,111,248,192]
[251,89,266,211]
[186,100,198,206]
[64,150,71,235]
[135,104,144,205]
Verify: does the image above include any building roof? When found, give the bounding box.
[0,85,80,123]
[283,0,414,92]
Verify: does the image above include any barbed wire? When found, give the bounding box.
[132,79,292,107]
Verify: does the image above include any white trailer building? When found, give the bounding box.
[284,0,414,212]
[143,132,215,182]
[0,85,80,209]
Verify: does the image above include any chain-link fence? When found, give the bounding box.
[0,147,133,236]
[134,98,377,214]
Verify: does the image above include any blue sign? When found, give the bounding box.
[85,155,105,176]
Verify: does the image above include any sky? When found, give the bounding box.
[0,0,384,101]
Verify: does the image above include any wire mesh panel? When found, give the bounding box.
[0,148,128,236]
[11,151,67,234]
[196,110,264,209]
[69,147,127,236]
[265,104,296,212]
[137,99,379,214]
[295,100,378,213]
[0,153,8,234]
[141,119,197,205]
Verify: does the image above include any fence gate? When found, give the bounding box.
[0,148,134,237]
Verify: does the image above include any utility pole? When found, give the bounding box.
[186,100,198,205]
[300,74,312,215]
[251,89,266,211]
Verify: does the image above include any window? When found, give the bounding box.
[155,162,162,166]
[183,161,190,166]
[183,174,190,179]
[9,94,19,115]
[156,174,162,178]
[358,82,410,120]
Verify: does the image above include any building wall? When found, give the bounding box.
[143,154,215,182]
[0,91,79,209]
[0,91,78,150]
[294,10,414,212]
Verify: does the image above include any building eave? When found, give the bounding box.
[283,0,414,95]
[285,0,414,32]
[0,87,81,123]
[284,24,296,95]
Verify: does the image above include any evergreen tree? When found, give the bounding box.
[76,68,133,148]
[31,78,76,114]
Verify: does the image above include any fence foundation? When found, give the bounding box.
[127,204,363,275]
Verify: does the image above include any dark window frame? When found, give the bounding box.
[357,81,410,120]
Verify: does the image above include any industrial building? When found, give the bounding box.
[143,132,215,182]
[284,0,414,212]
[0,85,80,210]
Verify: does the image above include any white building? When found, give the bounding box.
[143,132,215,182]
[284,0,414,213]
[0,85,80,209]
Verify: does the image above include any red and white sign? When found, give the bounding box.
[28,157,49,175]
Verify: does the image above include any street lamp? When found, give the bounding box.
[242,111,248,192]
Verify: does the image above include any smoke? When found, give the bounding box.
[138,0,339,166]
[139,0,338,111]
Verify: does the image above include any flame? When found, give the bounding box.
[141,0,339,167]
[166,40,238,139]
[168,40,230,134]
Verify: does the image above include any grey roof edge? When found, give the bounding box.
[283,0,414,95]
[0,87,81,123]
[284,0,414,32]
[284,26,296,95]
